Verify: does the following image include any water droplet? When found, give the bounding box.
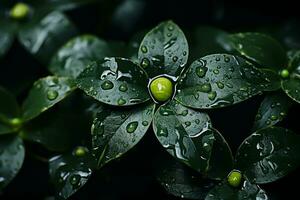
[213,69,219,74]
[168,25,174,31]
[119,84,128,92]
[183,51,187,56]
[121,114,126,119]
[141,58,150,68]
[142,121,149,126]
[216,82,224,89]
[270,115,278,121]
[280,112,286,117]
[196,66,208,78]
[172,56,178,62]
[208,91,217,101]
[141,45,148,53]
[200,83,212,93]
[184,121,191,127]
[47,90,58,100]
[158,127,168,137]
[117,98,126,105]
[126,121,138,133]
[195,119,200,124]
[224,57,230,62]
[215,57,220,61]
[255,114,262,120]
[181,110,188,116]
[167,33,172,37]
[69,174,81,187]
[101,80,114,90]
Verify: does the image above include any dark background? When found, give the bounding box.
[1,0,300,199]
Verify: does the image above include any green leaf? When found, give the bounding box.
[18,11,78,64]
[229,32,287,70]
[22,105,90,152]
[253,92,292,131]
[49,35,114,78]
[0,20,15,58]
[206,128,234,180]
[0,135,25,190]
[236,127,300,184]
[205,179,268,200]
[138,20,189,78]
[22,76,76,122]
[153,100,213,173]
[189,26,233,60]
[49,147,95,199]
[281,50,300,104]
[76,57,150,106]
[92,103,155,168]
[0,86,20,134]
[155,154,216,199]
[176,54,274,109]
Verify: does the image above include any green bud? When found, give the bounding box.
[150,77,173,102]
[227,170,242,188]
[10,3,30,20]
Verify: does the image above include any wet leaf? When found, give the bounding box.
[49,147,95,199]
[138,20,189,78]
[176,54,275,109]
[205,179,268,200]
[229,32,287,70]
[253,92,292,131]
[92,103,155,168]
[282,50,300,104]
[155,154,216,199]
[22,76,76,122]
[49,35,114,78]
[18,11,78,64]
[76,57,150,106]
[0,135,25,190]
[153,100,213,173]
[206,128,234,180]
[236,127,300,184]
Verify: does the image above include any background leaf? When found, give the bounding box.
[49,148,95,199]
[49,35,114,78]
[252,92,292,131]
[0,20,15,58]
[189,26,233,60]
[0,86,20,134]
[176,54,274,109]
[22,76,76,122]
[18,11,78,64]
[76,57,150,106]
[205,179,268,200]
[138,20,189,78]
[22,99,90,152]
[229,32,287,70]
[92,103,155,168]
[236,127,300,184]
[0,135,25,190]
[153,100,213,173]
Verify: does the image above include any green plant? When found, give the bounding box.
[1,8,300,198]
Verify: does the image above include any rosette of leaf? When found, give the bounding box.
[74,21,277,178]
[0,0,97,63]
[155,127,300,200]
[227,33,300,130]
[0,75,91,191]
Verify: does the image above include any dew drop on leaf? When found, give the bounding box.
[141,45,148,53]
[101,80,114,90]
[126,121,138,133]
[195,66,208,78]
[119,84,128,92]
[117,97,126,105]
[141,58,150,68]
[47,90,58,100]
[69,174,81,187]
